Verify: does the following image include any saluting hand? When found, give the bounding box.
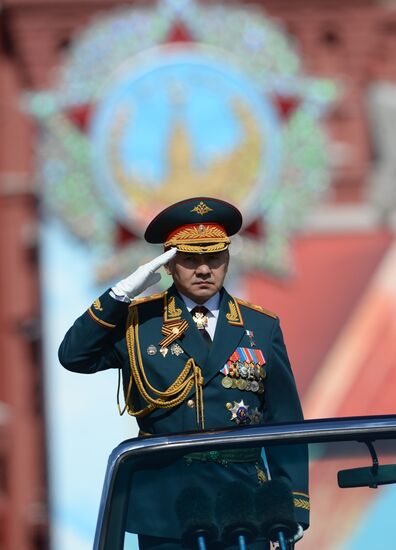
[111,248,177,300]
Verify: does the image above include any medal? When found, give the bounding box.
[171,343,183,356]
[260,367,266,379]
[250,407,262,424]
[246,329,256,347]
[229,364,239,378]
[222,376,233,389]
[147,345,157,356]
[239,365,248,378]
[251,380,259,393]
[247,366,255,380]
[192,311,208,330]
[258,381,265,394]
[237,379,247,391]
[160,347,168,357]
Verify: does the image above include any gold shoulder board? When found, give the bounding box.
[130,291,166,307]
[236,298,278,319]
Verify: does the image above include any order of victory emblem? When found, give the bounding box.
[25,0,336,280]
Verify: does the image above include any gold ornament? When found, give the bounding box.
[192,311,208,330]
[191,201,214,216]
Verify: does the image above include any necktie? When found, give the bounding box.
[191,306,212,346]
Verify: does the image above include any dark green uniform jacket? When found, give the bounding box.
[59,285,309,537]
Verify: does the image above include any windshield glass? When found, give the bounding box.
[97,432,396,550]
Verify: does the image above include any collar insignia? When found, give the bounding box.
[226,298,243,326]
[164,294,182,323]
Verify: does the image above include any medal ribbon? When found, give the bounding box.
[222,347,266,371]
[236,347,266,366]
[159,319,189,348]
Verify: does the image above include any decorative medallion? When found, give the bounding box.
[25,0,336,280]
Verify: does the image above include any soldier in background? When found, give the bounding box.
[59,196,309,549]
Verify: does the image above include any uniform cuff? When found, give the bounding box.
[87,289,129,329]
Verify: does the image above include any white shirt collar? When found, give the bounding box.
[180,292,220,318]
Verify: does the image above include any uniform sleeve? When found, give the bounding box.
[263,317,310,528]
[58,289,129,374]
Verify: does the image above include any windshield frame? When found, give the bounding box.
[94,414,396,550]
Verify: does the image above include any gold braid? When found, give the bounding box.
[120,306,205,428]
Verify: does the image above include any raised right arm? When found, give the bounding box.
[58,290,128,374]
[58,248,177,374]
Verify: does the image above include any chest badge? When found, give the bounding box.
[160,347,169,358]
[171,343,184,356]
[192,310,208,330]
[229,400,263,425]
[246,329,256,347]
[229,400,250,425]
[147,344,157,356]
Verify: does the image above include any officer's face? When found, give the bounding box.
[165,250,229,304]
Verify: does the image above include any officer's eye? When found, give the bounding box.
[182,255,196,265]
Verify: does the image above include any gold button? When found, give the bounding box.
[187,399,195,408]
[172,327,180,334]
[225,402,233,410]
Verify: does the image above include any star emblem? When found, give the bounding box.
[229,400,251,424]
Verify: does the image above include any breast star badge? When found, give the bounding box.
[229,400,251,425]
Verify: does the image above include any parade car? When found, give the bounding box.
[94,415,396,550]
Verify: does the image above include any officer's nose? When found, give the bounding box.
[195,259,211,275]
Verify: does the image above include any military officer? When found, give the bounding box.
[59,197,309,548]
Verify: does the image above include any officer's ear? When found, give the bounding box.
[163,250,175,275]
[163,247,173,275]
